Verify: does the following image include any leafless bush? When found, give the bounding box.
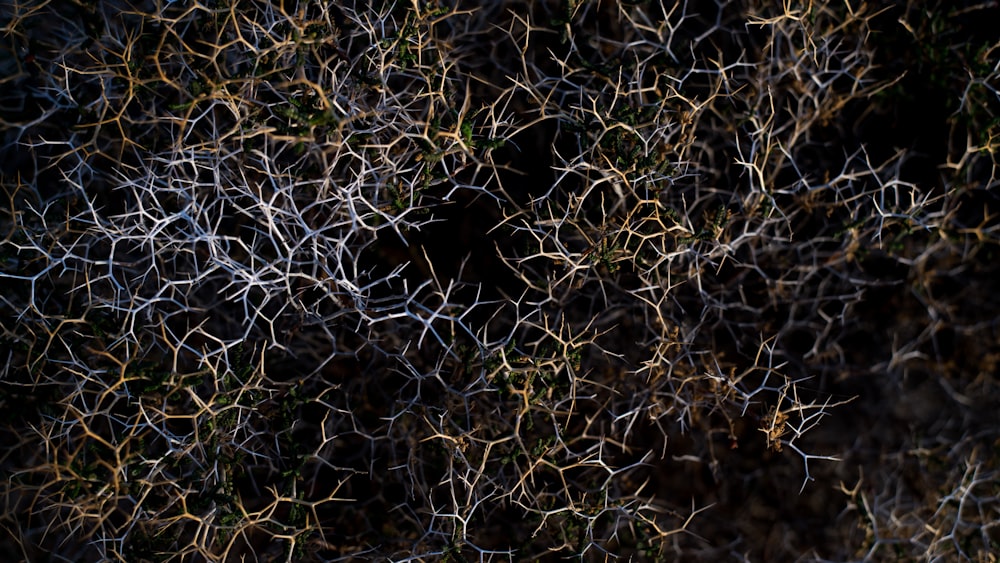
[1,0,998,560]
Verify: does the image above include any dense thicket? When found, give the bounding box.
[1,1,998,560]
